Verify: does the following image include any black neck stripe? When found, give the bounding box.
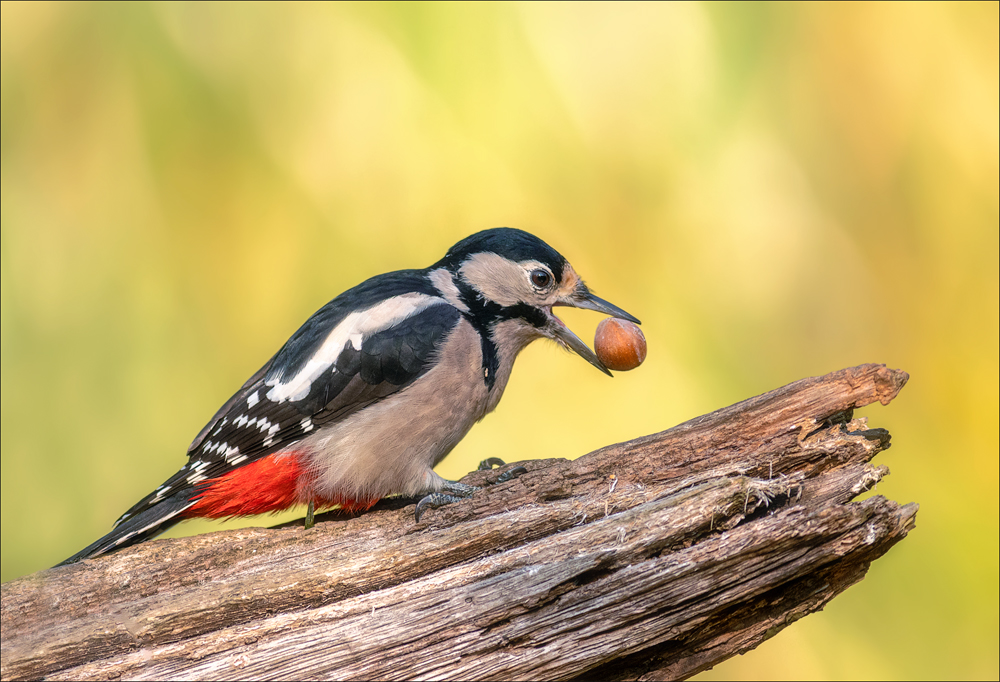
[454,280,547,389]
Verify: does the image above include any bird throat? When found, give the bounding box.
[451,277,548,390]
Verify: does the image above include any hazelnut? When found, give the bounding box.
[594,318,646,371]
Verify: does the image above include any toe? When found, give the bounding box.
[478,457,507,471]
[495,466,527,484]
[415,493,468,522]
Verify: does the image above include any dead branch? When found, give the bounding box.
[0,364,915,681]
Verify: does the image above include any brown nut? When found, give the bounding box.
[594,318,647,371]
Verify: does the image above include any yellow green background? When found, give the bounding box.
[2,2,997,679]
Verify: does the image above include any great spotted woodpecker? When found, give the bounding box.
[58,228,639,565]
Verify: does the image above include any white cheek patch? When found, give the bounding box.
[459,255,559,306]
[265,293,443,403]
[458,253,530,307]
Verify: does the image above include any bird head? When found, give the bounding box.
[432,228,640,375]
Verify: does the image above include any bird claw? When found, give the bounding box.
[414,461,527,522]
[479,458,527,484]
[495,465,527,484]
[414,493,468,523]
[478,457,507,471]
[478,458,528,483]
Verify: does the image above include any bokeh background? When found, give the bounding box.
[2,2,997,679]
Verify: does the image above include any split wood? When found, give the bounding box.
[0,363,915,681]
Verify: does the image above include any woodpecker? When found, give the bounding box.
[58,228,639,565]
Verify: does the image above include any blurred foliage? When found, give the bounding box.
[1,2,997,679]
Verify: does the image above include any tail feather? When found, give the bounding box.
[56,491,195,567]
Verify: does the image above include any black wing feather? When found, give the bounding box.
[266,270,439,385]
[186,352,277,453]
[114,285,460,526]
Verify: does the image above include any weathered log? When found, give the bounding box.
[0,364,915,681]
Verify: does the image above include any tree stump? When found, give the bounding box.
[0,364,915,681]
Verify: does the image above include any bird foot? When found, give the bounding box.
[477,457,506,470]
[414,459,527,522]
[478,457,528,482]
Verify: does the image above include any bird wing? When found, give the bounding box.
[115,275,461,526]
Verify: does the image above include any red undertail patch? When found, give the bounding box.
[184,452,379,519]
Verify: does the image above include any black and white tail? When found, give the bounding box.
[55,491,194,566]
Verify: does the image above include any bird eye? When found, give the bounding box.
[530,269,552,289]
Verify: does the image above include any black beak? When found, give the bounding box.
[548,287,640,376]
[559,291,641,325]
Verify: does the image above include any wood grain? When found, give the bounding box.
[0,364,914,681]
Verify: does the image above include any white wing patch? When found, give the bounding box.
[265,293,443,403]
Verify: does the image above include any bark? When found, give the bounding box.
[0,364,915,681]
